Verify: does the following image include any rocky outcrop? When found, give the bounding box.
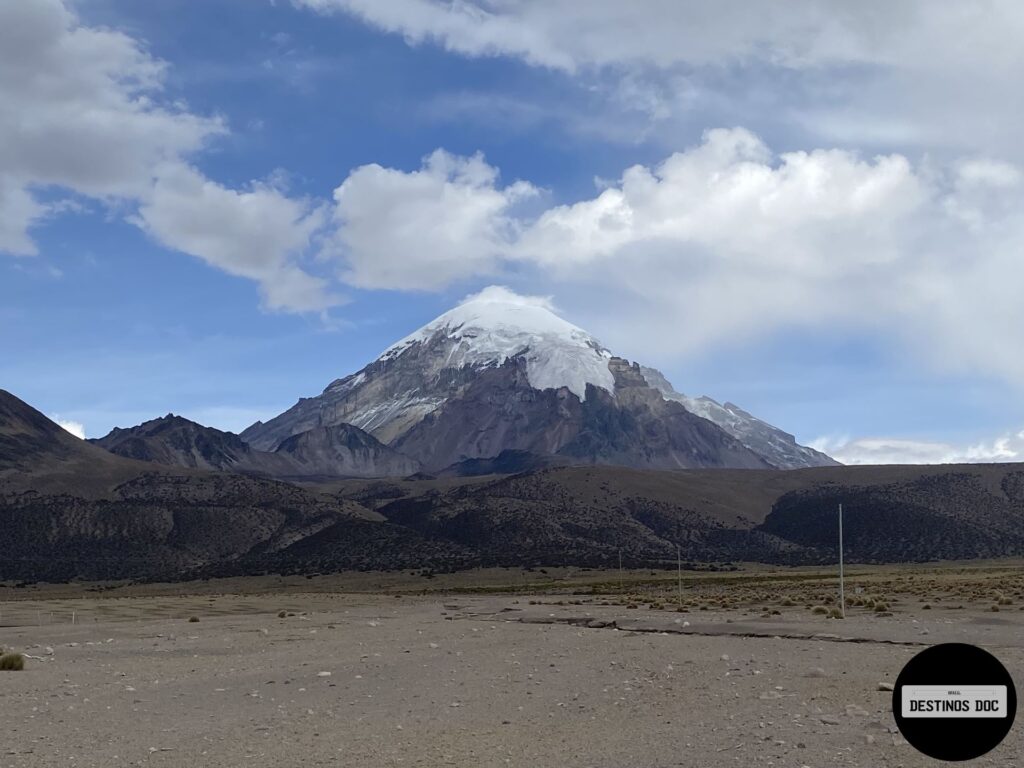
[91,414,268,472]
[558,381,772,470]
[274,424,420,478]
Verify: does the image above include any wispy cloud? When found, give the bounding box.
[298,1,1024,158]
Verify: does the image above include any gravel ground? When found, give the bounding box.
[1,594,1021,768]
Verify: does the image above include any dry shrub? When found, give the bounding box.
[0,653,25,671]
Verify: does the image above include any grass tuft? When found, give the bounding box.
[0,653,25,671]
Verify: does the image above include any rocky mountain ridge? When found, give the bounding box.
[639,366,839,469]
[91,413,419,479]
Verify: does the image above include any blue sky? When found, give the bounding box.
[3,0,1024,464]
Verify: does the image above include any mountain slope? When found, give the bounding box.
[365,463,1024,566]
[241,287,804,471]
[1,388,149,497]
[556,360,771,470]
[91,414,270,472]
[91,414,419,479]
[640,366,838,469]
[5,389,1024,580]
[274,423,420,477]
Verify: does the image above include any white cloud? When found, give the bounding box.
[0,0,335,313]
[0,176,46,256]
[519,127,925,270]
[137,164,333,312]
[297,0,899,72]
[0,0,220,238]
[298,1,1024,156]
[456,284,556,313]
[327,149,536,290]
[52,416,86,440]
[810,432,1024,466]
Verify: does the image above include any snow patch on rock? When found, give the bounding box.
[381,286,615,399]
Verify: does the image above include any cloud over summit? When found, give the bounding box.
[318,130,1024,396]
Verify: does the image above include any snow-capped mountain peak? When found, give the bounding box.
[381,286,614,399]
[241,286,838,471]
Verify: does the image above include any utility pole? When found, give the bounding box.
[618,548,623,593]
[676,544,682,607]
[838,503,846,618]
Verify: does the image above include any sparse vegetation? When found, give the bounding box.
[0,653,25,671]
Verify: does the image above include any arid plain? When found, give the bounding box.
[1,563,1022,768]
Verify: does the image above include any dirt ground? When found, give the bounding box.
[1,565,1021,768]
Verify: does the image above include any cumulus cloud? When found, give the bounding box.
[52,417,86,440]
[328,149,536,290]
[519,127,924,269]
[298,1,1024,156]
[0,1,219,238]
[810,432,1024,466]
[137,165,333,312]
[0,0,334,312]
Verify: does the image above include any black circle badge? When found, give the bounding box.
[893,643,1017,761]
